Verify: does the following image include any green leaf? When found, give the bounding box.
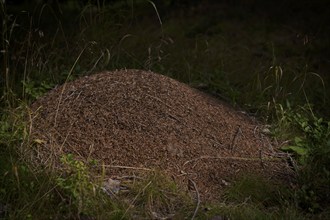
[281,145,308,156]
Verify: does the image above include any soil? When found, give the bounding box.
[30,69,291,201]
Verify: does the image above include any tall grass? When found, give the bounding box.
[1,1,14,106]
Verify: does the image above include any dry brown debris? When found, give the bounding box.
[30,69,290,201]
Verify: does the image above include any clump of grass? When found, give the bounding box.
[225,175,289,207]
[202,203,305,220]
[120,171,195,219]
[198,174,304,220]
[0,151,127,219]
[0,106,58,219]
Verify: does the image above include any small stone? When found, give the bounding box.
[221,179,230,186]
[102,178,121,196]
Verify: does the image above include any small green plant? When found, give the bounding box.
[55,154,99,217]
[281,137,308,163]
[22,80,54,100]
[276,103,329,162]
[273,103,330,214]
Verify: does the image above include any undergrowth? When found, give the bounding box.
[274,103,330,213]
[1,0,330,219]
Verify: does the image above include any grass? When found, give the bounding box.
[1,0,330,219]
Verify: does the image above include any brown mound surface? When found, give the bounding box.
[30,69,290,201]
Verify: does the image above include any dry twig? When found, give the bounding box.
[230,126,242,151]
[101,165,153,171]
[189,179,200,220]
[183,155,281,166]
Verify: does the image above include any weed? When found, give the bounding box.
[272,102,330,214]
[22,80,54,100]
[55,154,96,217]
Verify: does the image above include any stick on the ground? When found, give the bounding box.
[230,126,242,152]
[183,155,281,166]
[189,179,200,220]
[101,165,153,171]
